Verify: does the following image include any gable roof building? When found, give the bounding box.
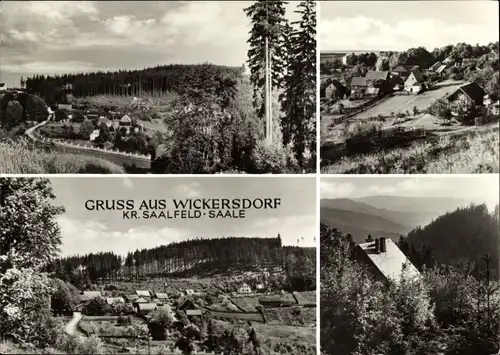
[136,290,151,297]
[124,294,139,303]
[365,71,390,82]
[136,303,157,315]
[445,82,486,106]
[355,237,421,284]
[106,297,125,305]
[155,292,169,300]
[350,77,368,88]
[429,61,443,72]
[120,114,132,125]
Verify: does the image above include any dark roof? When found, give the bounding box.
[392,65,409,73]
[429,61,442,71]
[350,77,368,87]
[137,303,156,311]
[358,238,421,284]
[409,70,425,83]
[327,79,346,90]
[365,71,390,81]
[458,82,486,104]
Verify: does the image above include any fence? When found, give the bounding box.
[326,94,394,126]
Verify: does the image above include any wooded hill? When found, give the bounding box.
[46,236,316,290]
[24,63,244,106]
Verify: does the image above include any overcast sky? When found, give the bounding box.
[321,175,499,211]
[49,177,316,256]
[320,0,499,51]
[0,1,300,87]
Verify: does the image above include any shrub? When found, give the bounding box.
[251,140,293,174]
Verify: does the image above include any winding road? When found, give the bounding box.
[64,312,84,338]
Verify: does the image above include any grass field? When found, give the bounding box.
[263,307,316,326]
[0,140,126,174]
[321,125,499,174]
[352,80,466,120]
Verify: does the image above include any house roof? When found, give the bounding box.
[155,293,168,299]
[358,238,421,283]
[136,290,150,297]
[178,299,200,311]
[392,65,409,73]
[457,82,485,103]
[134,297,148,303]
[106,297,124,305]
[82,291,101,298]
[365,71,390,81]
[58,104,72,110]
[186,309,202,316]
[185,289,195,294]
[350,77,368,87]
[326,79,346,90]
[429,61,442,71]
[137,303,157,311]
[120,114,132,123]
[124,294,139,301]
[366,87,380,95]
[436,65,447,74]
[409,70,425,83]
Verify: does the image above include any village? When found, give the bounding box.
[49,273,316,354]
[320,45,499,173]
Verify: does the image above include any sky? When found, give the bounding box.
[320,0,499,52]
[321,175,500,211]
[48,177,316,256]
[0,1,301,87]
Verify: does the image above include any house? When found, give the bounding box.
[391,65,410,78]
[256,284,265,293]
[349,77,368,96]
[429,61,443,72]
[135,290,151,298]
[89,129,100,141]
[82,291,102,299]
[365,71,391,94]
[57,104,72,111]
[106,297,125,306]
[238,283,252,294]
[120,114,132,126]
[435,65,447,75]
[97,116,113,128]
[178,299,204,317]
[365,70,390,84]
[135,302,157,316]
[154,293,169,304]
[185,289,196,296]
[324,79,348,100]
[445,82,486,106]
[354,237,421,284]
[123,294,139,303]
[404,70,426,93]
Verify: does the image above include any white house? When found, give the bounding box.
[238,283,252,294]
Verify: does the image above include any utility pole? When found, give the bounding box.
[264,1,272,145]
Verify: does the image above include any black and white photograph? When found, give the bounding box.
[0,176,316,354]
[320,175,500,354]
[0,0,316,174]
[319,1,499,174]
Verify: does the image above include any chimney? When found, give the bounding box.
[380,237,387,253]
[374,238,380,254]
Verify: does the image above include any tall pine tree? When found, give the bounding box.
[281,0,316,168]
[244,0,288,119]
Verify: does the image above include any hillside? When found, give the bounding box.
[320,196,472,243]
[406,203,499,278]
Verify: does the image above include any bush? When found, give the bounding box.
[251,140,299,173]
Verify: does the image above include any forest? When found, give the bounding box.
[46,236,316,293]
[320,200,500,355]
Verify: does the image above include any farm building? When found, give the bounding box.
[435,65,447,74]
[404,70,426,93]
[119,114,132,126]
[154,292,169,301]
[136,302,157,316]
[445,82,486,106]
[178,299,205,317]
[354,237,421,284]
[365,70,390,84]
[185,289,196,296]
[256,284,265,293]
[238,283,252,294]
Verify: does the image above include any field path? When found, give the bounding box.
[64,312,84,338]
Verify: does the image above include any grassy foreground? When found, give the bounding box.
[321,127,499,174]
[0,140,125,174]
